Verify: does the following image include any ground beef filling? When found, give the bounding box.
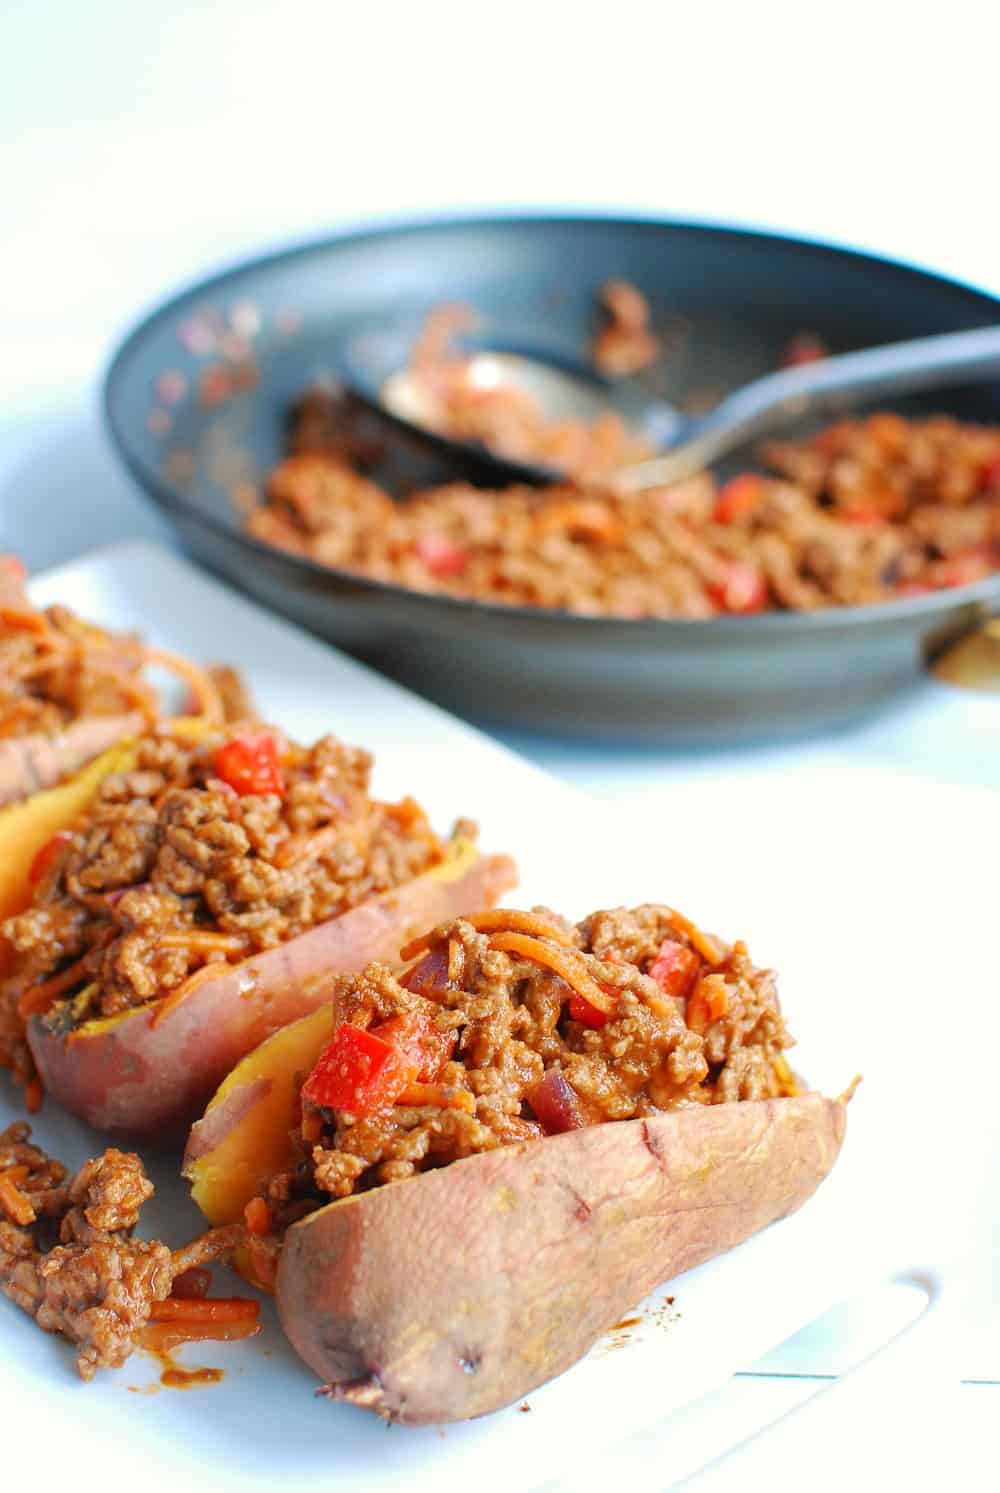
[0,593,157,738]
[256,904,797,1231]
[0,727,454,1091]
[249,411,1000,617]
[0,1123,244,1379]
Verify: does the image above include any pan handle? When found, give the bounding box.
[930,616,1000,693]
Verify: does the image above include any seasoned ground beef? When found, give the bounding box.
[0,589,157,738]
[0,566,253,739]
[0,724,458,1098]
[0,1123,244,1379]
[591,280,661,378]
[384,301,654,487]
[249,411,1000,616]
[250,904,798,1236]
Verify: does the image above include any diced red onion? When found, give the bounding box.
[400,944,453,999]
[527,1070,584,1135]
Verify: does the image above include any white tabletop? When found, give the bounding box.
[2,0,997,1484]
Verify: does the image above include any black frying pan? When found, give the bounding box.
[103,214,1000,744]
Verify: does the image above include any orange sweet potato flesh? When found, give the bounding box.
[27,840,516,1141]
[275,1091,846,1424]
[0,714,143,807]
[0,739,139,927]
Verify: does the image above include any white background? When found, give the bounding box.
[2,1,999,1487]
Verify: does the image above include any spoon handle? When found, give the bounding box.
[616,323,1000,491]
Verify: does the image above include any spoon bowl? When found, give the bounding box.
[373,325,1000,491]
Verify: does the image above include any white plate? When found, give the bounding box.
[0,542,991,1493]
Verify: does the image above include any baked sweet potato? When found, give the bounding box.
[185,902,849,1422]
[0,713,143,807]
[28,839,516,1140]
[277,1091,846,1423]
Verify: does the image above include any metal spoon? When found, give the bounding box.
[379,324,1000,490]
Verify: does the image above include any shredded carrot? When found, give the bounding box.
[157,930,247,957]
[535,499,625,545]
[466,909,575,944]
[0,1170,36,1226]
[272,823,342,870]
[24,1076,43,1114]
[396,1081,475,1112]
[109,674,159,729]
[667,910,726,965]
[400,908,575,962]
[0,608,53,635]
[150,1297,260,1325]
[686,978,729,1034]
[139,1318,261,1352]
[488,931,616,1015]
[17,955,94,1019]
[243,1197,271,1236]
[149,961,231,1029]
[143,647,224,725]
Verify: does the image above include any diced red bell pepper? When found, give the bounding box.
[302,1023,406,1117]
[28,831,73,886]
[647,939,700,1000]
[415,535,468,579]
[686,978,730,1034]
[568,989,616,1028]
[526,1069,584,1134]
[713,475,764,525]
[370,1011,455,1084]
[707,561,768,614]
[213,732,285,796]
[979,456,1000,494]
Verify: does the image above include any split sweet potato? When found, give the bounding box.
[275,1091,846,1423]
[185,983,847,1423]
[185,900,850,1424]
[28,839,516,1140]
[188,1010,845,1423]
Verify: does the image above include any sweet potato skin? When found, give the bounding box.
[276,1091,846,1424]
[0,714,143,806]
[27,844,516,1141]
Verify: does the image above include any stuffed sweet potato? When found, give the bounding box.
[0,567,227,805]
[185,903,849,1423]
[0,725,515,1135]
